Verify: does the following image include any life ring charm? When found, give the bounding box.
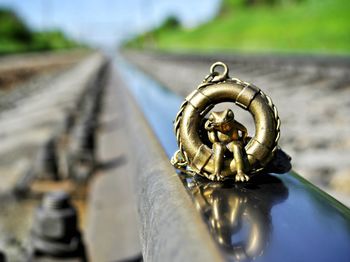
[171,62,281,182]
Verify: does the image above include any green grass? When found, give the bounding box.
[126,0,350,55]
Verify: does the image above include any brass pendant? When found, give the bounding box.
[171,62,291,182]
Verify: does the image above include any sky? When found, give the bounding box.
[0,0,220,48]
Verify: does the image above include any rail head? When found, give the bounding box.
[117,70,224,262]
[115,59,350,262]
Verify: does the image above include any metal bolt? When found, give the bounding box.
[30,191,86,259]
[42,191,70,210]
[0,250,6,262]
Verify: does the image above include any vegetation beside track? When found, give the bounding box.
[125,0,350,55]
[0,8,83,55]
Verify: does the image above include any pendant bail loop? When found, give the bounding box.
[210,62,229,82]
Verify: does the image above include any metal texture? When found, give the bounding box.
[172,62,287,182]
[86,69,142,262]
[120,57,350,262]
[204,109,250,182]
[0,250,5,262]
[181,172,350,262]
[30,191,86,260]
[117,66,225,262]
[124,50,350,205]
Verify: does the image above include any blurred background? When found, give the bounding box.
[0,0,349,54]
[0,0,349,260]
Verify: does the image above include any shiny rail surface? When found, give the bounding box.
[118,56,350,262]
[124,50,350,206]
[116,59,224,262]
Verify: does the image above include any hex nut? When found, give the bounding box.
[32,207,77,240]
[32,191,78,240]
[31,191,85,258]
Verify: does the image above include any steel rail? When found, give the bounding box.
[117,57,350,262]
[115,66,225,262]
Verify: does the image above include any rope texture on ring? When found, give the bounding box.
[171,77,280,175]
[232,77,281,172]
[171,100,190,168]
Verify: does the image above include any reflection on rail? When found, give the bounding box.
[118,56,350,262]
[182,174,288,261]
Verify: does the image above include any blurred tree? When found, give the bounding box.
[160,16,181,30]
[125,15,181,49]
[32,30,77,51]
[0,8,32,42]
[0,8,82,54]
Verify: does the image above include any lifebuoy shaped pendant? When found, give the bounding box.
[171,62,290,182]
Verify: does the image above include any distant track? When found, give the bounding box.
[0,49,90,89]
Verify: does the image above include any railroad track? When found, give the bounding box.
[0,50,90,90]
[0,50,349,261]
[0,52,110,260]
